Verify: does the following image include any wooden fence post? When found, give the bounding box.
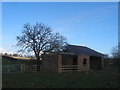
[21,64,25,73]
[58,55,62,73]
[21,64,23,73]
[101,57,104,69]
[24,64,25,72]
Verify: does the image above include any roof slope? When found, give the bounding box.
[64,45,104,57]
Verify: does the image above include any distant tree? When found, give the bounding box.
[111,44,120,70]
[16,22,67,62]
[13,53,18,56]
[4,53,8,56]
[111,44,120,58]
[104,54,109,58]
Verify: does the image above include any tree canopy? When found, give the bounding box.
[16,22,67,60]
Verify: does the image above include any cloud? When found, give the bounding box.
[0,47,14,54]
[54,14,85,27]
[55,4,117,27]
[54,4,117,33]
[51,5,117,45]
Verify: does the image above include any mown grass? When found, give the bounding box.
[2,70,119,88]
[2,56,119,88]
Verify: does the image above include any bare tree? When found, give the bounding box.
[111,43,120,58]
[110,44,120,70]
[16,22,67,62]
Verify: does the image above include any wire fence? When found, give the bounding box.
[2,64,42,74]
[2,64,22,74]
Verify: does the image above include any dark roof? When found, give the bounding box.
[64,44,104,57]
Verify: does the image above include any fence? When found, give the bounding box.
[103,58,120,70]
[2,64,42,74]
[103,66,119,70]
[2,64,118,74]
[21,64,42,73]
[60,65,78,72]
[2,64,22,74]
[60,65,119,72]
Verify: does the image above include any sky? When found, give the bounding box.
[1,2,118,56]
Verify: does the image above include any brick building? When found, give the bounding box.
[42,45,104,73]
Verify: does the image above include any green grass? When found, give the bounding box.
[2,56,119,88]
[2,70,119,88]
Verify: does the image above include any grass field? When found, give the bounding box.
[2,56,119,88]
[3,70,119,88]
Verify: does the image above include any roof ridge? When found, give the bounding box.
[83,46,104,55]
[68,44,87,47]
[67,44,104,56]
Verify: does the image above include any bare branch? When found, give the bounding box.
[16,22,67,61]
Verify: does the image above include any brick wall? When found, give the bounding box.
[78,55,90,71]
[42,54,58,73]
[42,54,103,73]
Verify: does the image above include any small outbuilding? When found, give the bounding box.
[42,45,104,73]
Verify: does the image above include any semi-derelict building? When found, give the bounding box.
[42,44,104,73]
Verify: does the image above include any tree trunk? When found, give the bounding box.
[34,51,42,72]
[36,57,42,72]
